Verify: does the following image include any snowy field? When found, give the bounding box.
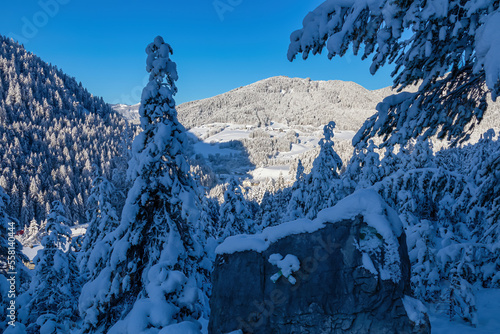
[187,122,352,182]
[22,244,43,261]
[276,143,313,159]
[250,165,292,181]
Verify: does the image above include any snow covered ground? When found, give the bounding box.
[110,103,140,123]
[276,143,313,160]
[22,244,43,261]
[22,223,88,261]
[430,289,500,334]
[250,165,291,181]
[186,122,351,183]
[20,205,500,334]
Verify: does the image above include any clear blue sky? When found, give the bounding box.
[0,0,395,105]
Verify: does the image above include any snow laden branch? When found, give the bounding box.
[288,0,500,147]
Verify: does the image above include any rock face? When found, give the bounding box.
[209,214,431,334]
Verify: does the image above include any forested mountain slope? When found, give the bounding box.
[116,75,500,138]
[0,36,131,228]
[178,76,383,130]
[180,75,500,132]
[117,76,389,130]
[114,76,500,197]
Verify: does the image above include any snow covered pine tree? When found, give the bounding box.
[16,201,80,334]
[286,121,343,220]
[79,36,209,334]
[288,0,500,148]
[217,178,253,239]
[78,174,121,280]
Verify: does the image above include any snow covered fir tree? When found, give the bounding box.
[0,0,500,332]
[217,177,254,239]
[13,201,81,334]
[78,36,212,334]
[285,121,343,220]
[78,173,121,279]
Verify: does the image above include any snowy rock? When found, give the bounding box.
[268,253,301,285]
[209,191,430,333]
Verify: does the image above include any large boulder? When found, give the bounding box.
[209,190,430,334]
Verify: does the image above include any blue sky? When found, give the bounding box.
[1,0,395,105]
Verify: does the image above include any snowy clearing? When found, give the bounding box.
[250,165,291,181]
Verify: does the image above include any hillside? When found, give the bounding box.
[178,76,386,130]
[116,76,500,133]
[113,77,392,187]
[113,76,500,196]
[0,36,131,228]
[114,76,386,130]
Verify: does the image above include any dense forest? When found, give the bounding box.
[0,35,133,228]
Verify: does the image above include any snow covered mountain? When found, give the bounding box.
[178,76,388,130]
[0,36,132,228]
[114,76,387,130]
[110,103,140,122]
[113,76,500,193]
[112,77,389,188]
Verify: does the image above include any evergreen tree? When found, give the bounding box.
[284,159,307,221]
[308,121,343,214]
[295,159,305,183]
[355,140,382,190]
[79,36,207,334]
[399,139,436,170]
[258,190,281,228]
[18,201,80,334]
[312,121,343,180]
[21,219,41,247]
[443,267,478,327]
[379,145,400,179]
[79,174,121,279]
[287,121,342,220]
[405,217,440,302]
[218,178,253,239]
